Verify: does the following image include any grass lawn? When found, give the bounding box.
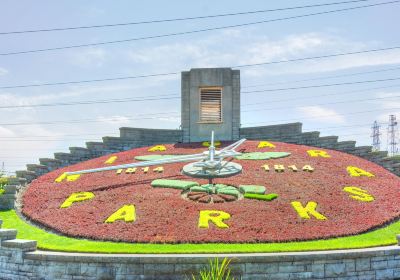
[0,210,399,254]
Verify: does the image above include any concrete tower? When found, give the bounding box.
[181,68,240,143]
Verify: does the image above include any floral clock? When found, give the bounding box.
[21,140,400,243]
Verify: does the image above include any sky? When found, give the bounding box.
[0,0,400,173]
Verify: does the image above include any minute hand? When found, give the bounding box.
[66,153,205,176]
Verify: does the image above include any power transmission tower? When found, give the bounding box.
[371,121,381,152]
[387,115,399,156]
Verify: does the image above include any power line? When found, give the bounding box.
[0,95,180,109]
[241,77,400,94]
[234,47,400,69]
[1,46,399,90]
[0,0,372,35]
[1,1,398,56]
[0,123,377,139]
[242,95,400,113]
[243,84,400,107]
[0,132,119,139]
[241,65,400,88]
[0,114,180,126]
[241,107,400,126]
[0,106,398,127]
[0,73,180,89]
[0,74,399,117]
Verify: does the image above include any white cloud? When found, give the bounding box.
[0,126,15,137]
[156,116,180,122]
[97,115,131,125]
[0,68,8,76]
[68,48,107,68]
[297,106,345,124]
[365,91,400,122]
[125,30,400,78]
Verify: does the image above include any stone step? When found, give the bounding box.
[1,239,37,251]
[3,184,17,194]
[0,229,17,241]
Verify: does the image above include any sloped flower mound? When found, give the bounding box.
[21,141,400,243]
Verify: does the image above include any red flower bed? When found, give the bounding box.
[21,141,400,243]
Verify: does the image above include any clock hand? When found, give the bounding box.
[219,138,247,153]
[65,153,205,175]
[65,132,246,176]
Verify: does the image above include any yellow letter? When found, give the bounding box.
[116,169,123,175]
[291,201,327,220]
[302,165,314,172]
[288,165,298,172]
[202,141,221,147]
[55,172,81,183]
[60,192,94,208]
[142,167,149,173]
[105,156,118,164]
[274,164,285,172]
[257,141,275,149]
[148,145,167,152]
[343,186,374,202]
[347,166,374,177]
[307,150,331,158]
[198,210,231,229]
[105,205,136,223]
[153,166,164,173]
[125,168,137,174]
[262,164,270,172]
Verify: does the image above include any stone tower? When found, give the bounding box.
[181,68,240,142]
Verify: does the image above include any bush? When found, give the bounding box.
[0,177,8,195]
[0,177,8,187]
[190,257,240,280]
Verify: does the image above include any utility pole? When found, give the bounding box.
[371,121,381,152]
[387,115,399,156]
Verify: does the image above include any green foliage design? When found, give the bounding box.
[239,185,266,194]
[190,184,240,197]
[244,193,278,201]
[151,179,198,190]
[235,152,290,160]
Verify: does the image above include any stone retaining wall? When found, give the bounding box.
[15,123,400,182]
[1,219,400,280]
[0,178,25,211]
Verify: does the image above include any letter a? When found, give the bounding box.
[198,210,231,229]
[347,166,374,177]
[105,205,136,223]
[148,145,167,152]
[60,192,94,208]
[258,141,275,149]
[291,201,327,220]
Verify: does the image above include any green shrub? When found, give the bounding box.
[190,257,239,280]
[244,193,278,201]
[0,177,8,187]
[0,177,8,195]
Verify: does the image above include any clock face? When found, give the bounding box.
[21,141,400,243]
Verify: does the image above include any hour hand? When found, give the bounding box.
[65,153,205,176]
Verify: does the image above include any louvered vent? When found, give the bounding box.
[199,88,222,122]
